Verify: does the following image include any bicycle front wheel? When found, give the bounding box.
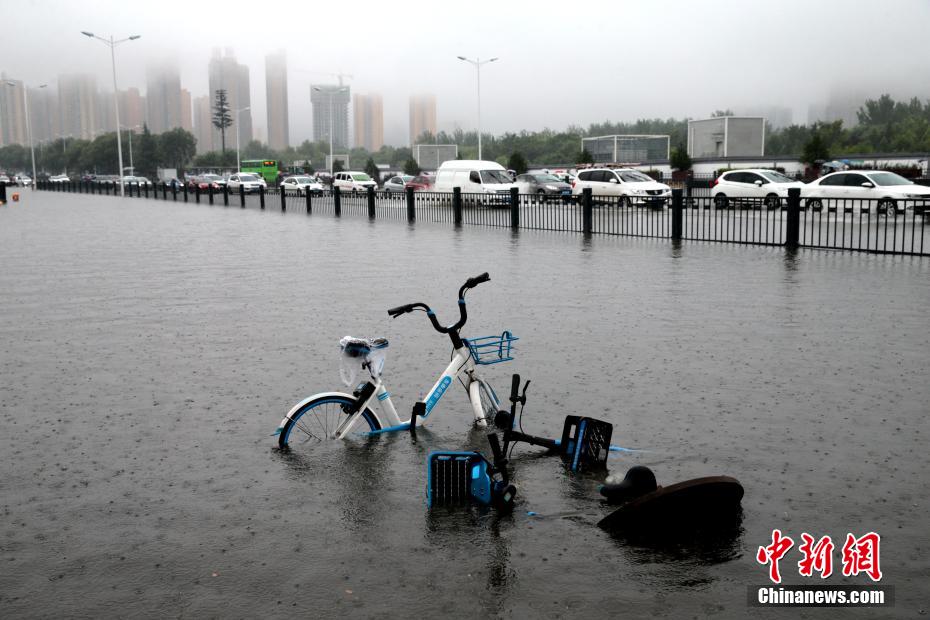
[278,394,380,449]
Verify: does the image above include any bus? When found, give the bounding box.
[240,160,279,184]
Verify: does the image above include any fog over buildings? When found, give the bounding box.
[2,0,929,149]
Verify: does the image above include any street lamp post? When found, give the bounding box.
[81,31,140,196]
[312,86,348,174]
[4,81,46,188]
[456,56,498,161]
[123,124,142,175]
[235,106,250,173]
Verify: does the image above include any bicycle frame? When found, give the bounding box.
[326,343,499,440]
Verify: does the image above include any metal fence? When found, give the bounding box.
[35,180,930,256]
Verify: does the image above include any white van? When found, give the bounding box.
[433,160,518,201]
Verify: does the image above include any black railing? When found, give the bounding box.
[34,180,930,256]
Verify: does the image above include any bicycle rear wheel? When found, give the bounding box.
[278,394,380,449]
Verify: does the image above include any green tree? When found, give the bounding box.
[578,148,594,164]
[364,157,380,183]
[332,159,345,173]
[403,158,421,175]
[670,145,692,171]
[212,89,232,154]
[158,128,196,174]
[507,152,528,174]
[135,125,159,178]
[801,131,830,166]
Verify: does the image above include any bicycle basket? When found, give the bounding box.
[464,331,518,365]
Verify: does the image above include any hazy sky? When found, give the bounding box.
[4,0,930,146]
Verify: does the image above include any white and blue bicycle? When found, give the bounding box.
[275,273,518,448]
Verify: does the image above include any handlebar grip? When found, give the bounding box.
[387,304,411,318]
[464,272,490,289]
[510,374,521,401]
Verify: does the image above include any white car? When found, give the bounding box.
[280,175,324,195]
[14,174,32,187]
[227,173,267,193]
[801,170,930,211]
[0,174,11,186]
[121,175,151,187]
[333,171,377,193]
[382,175,414,192]
[571,168,671,206]
[49,174,70,183]
[711,169,805,208]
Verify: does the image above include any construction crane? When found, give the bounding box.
[293,69,354,86]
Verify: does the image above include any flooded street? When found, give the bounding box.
[1,192,928,618]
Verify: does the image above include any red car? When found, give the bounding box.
[405,173,434,192]
[187,174,223,191]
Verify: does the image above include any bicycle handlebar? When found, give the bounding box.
[387,272,491,335]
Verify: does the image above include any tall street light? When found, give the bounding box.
[456,56,498,161]
[235,106,250,173]
[123,124,142,175]
[312,86,348,174]
[4,81,46,188]
[81,31,140,196]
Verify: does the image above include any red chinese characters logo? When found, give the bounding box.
[756,529,794,584]
[798,533,834,578]
[759,530,883,583]
[841,532,882,582]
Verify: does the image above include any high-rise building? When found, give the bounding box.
[146,60,182,133]
[30,86,58,144]
[192,95,213,154]
[180,88,192,132]
[58,74,98,140]
[409,94,437,146]
[311,84,350,149]
[119,87,146,130]
[96,91,116,134]
[353,93,383,151]
[0,73,26,146]
[265,51,289,150]
[208,48,252,151]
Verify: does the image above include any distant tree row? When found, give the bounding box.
[5,94,929,177]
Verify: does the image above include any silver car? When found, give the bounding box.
[515,173,573,198]
[383,174,414,192]
[280,175,324,194]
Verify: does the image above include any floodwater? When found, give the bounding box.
[1,192,928,618]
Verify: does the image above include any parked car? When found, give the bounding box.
[405,173,435,192]
[333,171,377,193]
[49,174,70,183]
[280,175,324,194]
[187,175,221,191]
[515,173,573,199]
[571,168,671,206]
[712,169,805,208]
[433,160,517,198]
[382,175,414,192]
[121,175,152,188]
[14,174,32,187]
[0,174,11,186]
[801,170,930,211]
[226,172,267,193]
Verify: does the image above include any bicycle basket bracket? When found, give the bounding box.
[464,331,518,365]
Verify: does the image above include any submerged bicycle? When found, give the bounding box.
[275,272,518,448]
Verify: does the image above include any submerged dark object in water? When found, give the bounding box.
[598,468,744,532]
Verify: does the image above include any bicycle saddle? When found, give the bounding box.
[340,336,389,358]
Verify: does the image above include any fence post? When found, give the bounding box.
[334,186,341,217]
[162,183,167,200]
[208,184,214,204]
[0,183,6,203]
[685,173,693,200]
[366,185,376,219]
[172,183,177,201]
[183,182,188,202]
[222,183,228,206]
[582,187,593,234]
[510,187,520,229]
[671,188,683,240]
[239,185,245,208]
[453,187,462,225]
[280,186,286,211]
[144,182,149,198]
[786,187,801,248]
[305,186,312,214]
[258,186,265,209]
[405,186,414,222]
